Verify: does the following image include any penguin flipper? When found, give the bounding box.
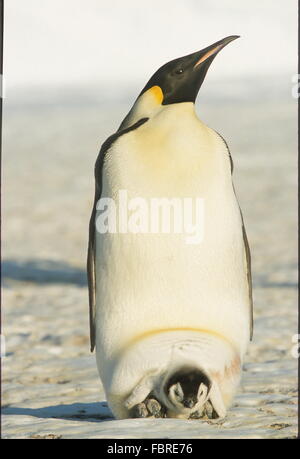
[87,117,149,352]
[87,188,98,352]
[242,222,253,341]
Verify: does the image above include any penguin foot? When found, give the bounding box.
[131,402,149,418]
[146,398,166,418]
[203,400,213,419]
[189,410,203,419]
[203,400,219,419]
[130,398,166,418]
[189,401,218,420]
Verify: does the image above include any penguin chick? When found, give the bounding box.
[158,366,217,419]
[166,367,210,411]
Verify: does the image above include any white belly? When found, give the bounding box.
[94,104,250,397]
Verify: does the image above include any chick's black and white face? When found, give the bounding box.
[165,368,211,416]
[169,381,208,411]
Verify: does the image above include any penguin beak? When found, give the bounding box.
[193,35,240,70]
[181,35,240,102]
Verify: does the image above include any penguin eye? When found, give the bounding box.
[174,68,184,75]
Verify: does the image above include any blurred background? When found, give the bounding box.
[2,0,298,438]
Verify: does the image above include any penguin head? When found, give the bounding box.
[164,366,212,417]
[119,35,239,130]
[141,35,239,105]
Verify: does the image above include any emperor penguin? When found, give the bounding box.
[87,35,253,420]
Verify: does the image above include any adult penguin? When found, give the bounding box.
[87,35,253,420]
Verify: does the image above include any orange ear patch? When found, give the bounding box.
[148,85,164,104]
